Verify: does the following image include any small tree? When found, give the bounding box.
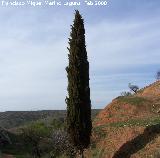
[66,10,92,157]
[20,122,51,158]
[128,83,139,93]
[156,70,160,80]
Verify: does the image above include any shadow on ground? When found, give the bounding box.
[112,124,160,158]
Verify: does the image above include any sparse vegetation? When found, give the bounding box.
[94,117,160,130]
[93,127,106,139]
[91,147,105,158]
[0,109,100,129]
[118,96,150,106]
[121,91,132,96]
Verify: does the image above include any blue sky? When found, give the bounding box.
[0,0,160,111]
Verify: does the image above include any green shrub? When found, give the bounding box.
[118,96,150,106]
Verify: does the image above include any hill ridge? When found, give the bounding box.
[91,81,160,158]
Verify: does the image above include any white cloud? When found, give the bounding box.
[0,9,71,111]
[86,18,160,71]
[0,5,159,111]
[85,17,160,109]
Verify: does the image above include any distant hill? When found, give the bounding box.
[88,81,160,158]
[0,109,100,129]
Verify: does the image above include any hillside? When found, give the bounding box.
[0,109,100,129]
[1,81,160,157]
[90,81,160,158]
[0,109,100,158]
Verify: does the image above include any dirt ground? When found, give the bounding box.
[2,154,15,158]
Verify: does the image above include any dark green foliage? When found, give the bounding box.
[66,10,92,151]
[0,110,66,129]
[20,120,64,157]
[1,130,28,156]
[0,127,11,146]
[2,118,69,157]
[0,108,101,157]
[20,121,51,158]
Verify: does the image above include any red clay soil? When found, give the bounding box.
[87,81,160,158]
[94,97,155,127]
[98,126,145,158]
[137,80,160,99]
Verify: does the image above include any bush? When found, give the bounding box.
[19,119,71,158]
[121,91,132,96]
[20,121,52,158]
[51,130,76,158]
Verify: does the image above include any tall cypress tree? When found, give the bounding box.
[66,10,92,156]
